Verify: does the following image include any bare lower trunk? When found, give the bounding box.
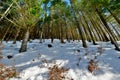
[19,29,29,53]
[70,0,87,48]
[39,31,43,43]
[13,29,20,44]
[65,26,70,43]
[60,24,65,43]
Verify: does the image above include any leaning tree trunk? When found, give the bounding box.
[13,28,20,44]
[107,8,120,25]
[70,0,87,48]
[0,24,11,43]
[93,12,110,42]
[79,14,91,42]
[19,29,29,53]
[94,16,110,42]
[0,3,13,21]
[81,12,97,45]
[90,16,104,41]
[110,23,120,40]
[96,8,120,51]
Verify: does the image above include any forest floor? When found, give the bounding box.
[0,39,120,80]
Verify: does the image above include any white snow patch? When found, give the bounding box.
[0,39,120,80]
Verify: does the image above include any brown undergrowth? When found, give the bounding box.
[87,46,103,74]
[48,65,69,80]
[88,59,98,74]
[0,64,19,80]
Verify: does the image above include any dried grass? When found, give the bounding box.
[0,64,19,80]
[48,65,69,80]
[88,59,98,74]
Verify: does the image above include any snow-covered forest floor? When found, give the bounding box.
[0,39,120,80]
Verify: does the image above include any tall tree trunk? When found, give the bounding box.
[64,18,70,42]
[107,8,120,25]
[50,22,54,43]
[81,12,97,45]
[0,24,11,43]
[91,16,105,41]
[60,23,65,43]
[109,23,120,40]
[39,26,45,43]
[94,17,110,42]
[65,26,70,42]
[19,29,29,53]
[96,8,120,51]
[39,31,43,43]
[13,28,20,44]
[79,14,91,42]
[69,0,87,48]
[93,12,110,42]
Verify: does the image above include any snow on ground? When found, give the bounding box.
[0,39,120,80]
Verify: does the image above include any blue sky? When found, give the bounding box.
[64,0,70,5]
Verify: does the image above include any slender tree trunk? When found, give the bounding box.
[50,22,54,43]
[13,28,20,44]
[70,0,87,48]
[19,29,29,53]
[94,13,110,41]
[71,28,75,41]
[0,3,13,21]
[81,12,97,45]
[0,24,11,43]
[60,23,65,43]
[109,23,120,40]
[39,26,44,43]
[89,15,104,41]
[93,12,110,42]
[107,8,120,25]
[39,31,43,43]
[6,30,12,42]
[95,18,110,42]
[96,8,120,51]
[79,14,91,42]
[64,18,70,42]
[65,26,70,42]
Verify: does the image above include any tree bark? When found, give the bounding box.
[107,8,120,25]
[13,28,20,44]
[96,8,120,51]
[69,0,87,48]
[81,12,97,45]
[39,31,43,43]
[60,23,65,43]
[0,24,11,43]
[109,23,120,40]
[19,29,29,52]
